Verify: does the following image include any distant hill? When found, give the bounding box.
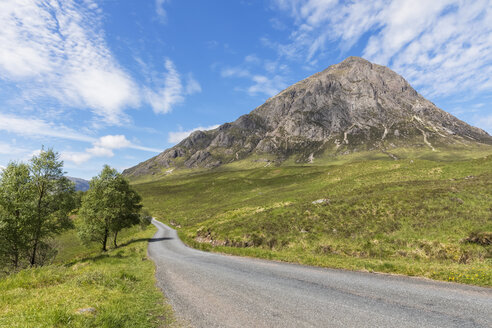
[123,56,492,178]
[67,177,90,192]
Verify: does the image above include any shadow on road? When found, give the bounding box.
[149,237,173,243]
[118,237,173,248]
[118,238,150,248]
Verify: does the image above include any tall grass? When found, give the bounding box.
[134,155,492,286]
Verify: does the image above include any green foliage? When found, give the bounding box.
[28,147,75,266]
[0,163,32,270]
[0,148,75,271]
[134,155,492,286]
[139,209,153,230]
[73,190,85,211]
[78,165,142,251]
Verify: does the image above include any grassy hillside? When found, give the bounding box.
[133,153,492,287]
[0,224,175,328]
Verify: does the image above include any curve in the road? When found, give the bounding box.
[148,219,492,328]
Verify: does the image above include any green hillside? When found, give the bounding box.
[133,152,492,286]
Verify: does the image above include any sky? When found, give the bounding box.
[0,0,491,179]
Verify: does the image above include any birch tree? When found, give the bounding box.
[28,148,75,266]
[78,165,142,251]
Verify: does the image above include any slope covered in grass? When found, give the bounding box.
[133,154,492,287]
[0,225,175,328]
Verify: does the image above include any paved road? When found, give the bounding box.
[148,219,492,328]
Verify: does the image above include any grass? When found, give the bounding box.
[133,152,492,287]
[0,225,176,328]
[53,219,150,264]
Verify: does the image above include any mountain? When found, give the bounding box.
[123,57,492,178]
[67,177,90,192]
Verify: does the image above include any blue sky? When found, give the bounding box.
[0,0,491,179]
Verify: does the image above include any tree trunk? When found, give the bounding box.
[113,231,118,248]
[12,223,19,269]
[30,221,41,266]
[102,228,108,251]
[13,212,19,269]
[30,238,38,266]
[13,246,18,269]
[12,235,19,269]
[31,186,45,267]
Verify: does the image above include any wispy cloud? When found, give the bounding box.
[221,55,288,97]
[0,113,95,143]
[247,75,288,97]
[155,0,169,22]
[0,0,139,125]
[146,59,201,114]
[95,135,161,153]
[221,67,252,78]
[0,0,199,126]
[473,114,492,133]
[61,134,161,165]
[0,142,28,155]
[168,124,220,144]
[0,113,160,165]
[272,0,492,98]
[185,73,202,94]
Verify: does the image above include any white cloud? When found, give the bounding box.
[0,0,139,125]
[0,113,160,165]
[270,17,287,31]
[93,134,160,153]
[95,135,132,150]
[89,134,160,156]
[272,0,492,98]
[0,141,29,155]
[245,54,261,64]
[0,113,95,143]
[247,75,287,97]
[29,149,42,158]
[146,59,201,114]
[168,125,220,144]
[0,0,198,125]
[62,134,161,165]
[87,146,114,157]
[221,56,288,97]
[66,68,138,125]
[221,67,252,78]
[473,114,492,133]
[156,0,169,21]
[185,74,202,95]
[61,151,94,165]
[222,67,287,97]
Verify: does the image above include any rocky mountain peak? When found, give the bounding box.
[123,57,492,178]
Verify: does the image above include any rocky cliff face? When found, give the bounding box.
[123,57,492,177]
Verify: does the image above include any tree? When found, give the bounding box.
[139,209,153,230]
[28,148,75,266]
[0,162,32,270]
[78,165,142,251]
[0,148,75,270]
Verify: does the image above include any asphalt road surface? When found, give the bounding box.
[148,219,492,328]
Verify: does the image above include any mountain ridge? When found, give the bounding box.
[67,176,90,192]
[123,57,492,178]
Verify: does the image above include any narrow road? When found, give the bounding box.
[148,219,492,328]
